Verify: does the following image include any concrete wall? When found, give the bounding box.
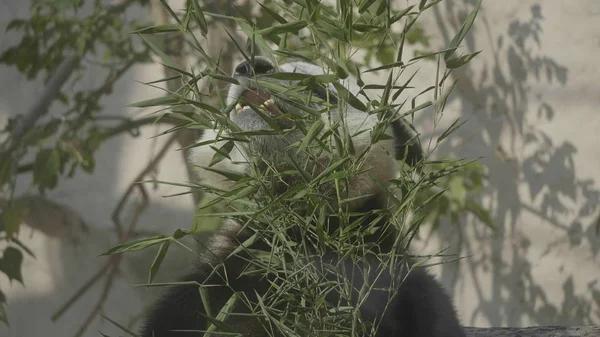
[0,1,598,336]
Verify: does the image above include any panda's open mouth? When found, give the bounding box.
[235,90,281,116]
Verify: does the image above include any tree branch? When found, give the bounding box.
[51,134,179,337]
[1,0,136,153]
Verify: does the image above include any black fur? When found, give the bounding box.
[139,213,465,337]
[390,119,423,168]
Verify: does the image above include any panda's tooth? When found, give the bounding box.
[260,99,274,110]
[235,103,243,112]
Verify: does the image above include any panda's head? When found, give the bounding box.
[225,56,353,161]
[227,56,341,125]
[191,56,424,209]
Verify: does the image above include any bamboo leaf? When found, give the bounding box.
[445,51,482,69]
[148,241,170,284]
[100,236,171,256]
[444,0,482,61]
[256,20,308,35]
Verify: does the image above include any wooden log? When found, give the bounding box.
[464,325,600,337]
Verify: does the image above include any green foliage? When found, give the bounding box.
[416,159,493,231]
[101,0,486,335]
[0,0,487,332]
[0,0,151,324]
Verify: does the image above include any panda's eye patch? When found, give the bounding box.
[253,59,276,75]
[311,85,338,104]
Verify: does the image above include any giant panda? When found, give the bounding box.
[139,56,466,337]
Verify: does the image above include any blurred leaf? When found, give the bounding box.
[0,200,28,238]
[0,294,6,325]
[465,199,495,230]
[0,247,24,285]
[56,0,77,10]
[128,94,182,108]
[448,176,466,207]
[33,148,61,193]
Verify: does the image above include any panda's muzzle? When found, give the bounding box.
[232,57,284,117]
[235,89,282,117]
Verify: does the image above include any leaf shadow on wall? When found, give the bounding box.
[425,1,600,327]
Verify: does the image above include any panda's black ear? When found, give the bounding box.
[390,119,424,168]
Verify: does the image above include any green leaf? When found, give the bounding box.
[332,82,367,112]
[0,247,24,285]
[148,241,170,284]
[0,200,28,238]
[314,157,351,182]
[128,94,182,108]
[202,294,239,333]
[315,18,347,42]
[133,24,181,34]
[256,20,308,35]
[0,288,7,325]
[186,99,223,116]
[209,141,235,166]
[99,236,171,256]
[190,0,209,36]
[198,286,212,318]
[100,314,139,337]
[138,34,181,71]
[257,3,288,24]
[260,72,312,81]
[389,5,415,25]
[445,51,482,69]
[448,176,466,206]
[436,118,467,144]
[465,199,495,230]
[56,0,77,10]
[364,60,406,73]
[444,0,482,61]
[236,20,274,55]
[358,0,377,13]
[33,148,61,192]
[297,119,324,155]
[300,74,338,89]
[420,0,442,11]
[200,166,248,182]
[5,19,25,32]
